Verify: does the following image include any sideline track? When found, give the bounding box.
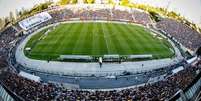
[15,20,183,77]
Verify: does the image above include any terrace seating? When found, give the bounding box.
[156,18,201,51]
[0,5,200,101]
[112,10,133,21]
[1,62,201,101]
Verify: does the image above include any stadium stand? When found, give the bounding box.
[0,61,201,100]
[0,84,15,101]
[19,12,52,30]
[0,4,201,101]
[156,18,201,51]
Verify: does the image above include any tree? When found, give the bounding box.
[120,0,129,6]
[4,17,10,27]
[15,1,52,21]
[59,0,70,5]
[108,0,115,5]
[83,0,94,4]
[0,18,5,29]
[87,0,94,4]
[71,0,78,4]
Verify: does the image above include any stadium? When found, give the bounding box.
[0,0,201,101]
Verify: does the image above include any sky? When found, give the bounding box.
[0,0,201,26]
[133,0,201,26]
[0,0,59,18]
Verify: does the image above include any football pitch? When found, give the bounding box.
[25,22,174,60]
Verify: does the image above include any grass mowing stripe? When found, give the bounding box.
[136,27,172,57]
[86,23,93,54]
[64,23,84,54]
[118,24,140,54]
[103,23,119,54]
[128,25,172,58]
[97,23,108,55]
[122,24,142,54]
[112,23,134,54]
[29,25,66,59]
[36,24,70,54]
[56,23,74,54]
[92,22,101,55]
[126,24,162,57]
[101,23,111,54]
[81,23,92,54]
[72,23,89,54]
[106,23,121,54]
[107,23,128,54]
[36,25,67,53]
[25,22,174,60]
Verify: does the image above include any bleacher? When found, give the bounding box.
[18,12,52,30]
[0,4,201,101]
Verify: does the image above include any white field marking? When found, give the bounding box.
[16,20,182,77]
[101,23,110,54]
[92,22,98,55]
[169,48,175,54]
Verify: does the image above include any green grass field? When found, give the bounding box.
[24,22,174,60]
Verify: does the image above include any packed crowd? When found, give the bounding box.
[0,5,201,101]
[156,18,201,51]
[112,10,133,21]
[91,9,112,20]
[0,26,18,69]
[0,26,17,50]
[50,9,74,22]
[48,7,151,25]
[132,10,152,25]
[1,61,200,101]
